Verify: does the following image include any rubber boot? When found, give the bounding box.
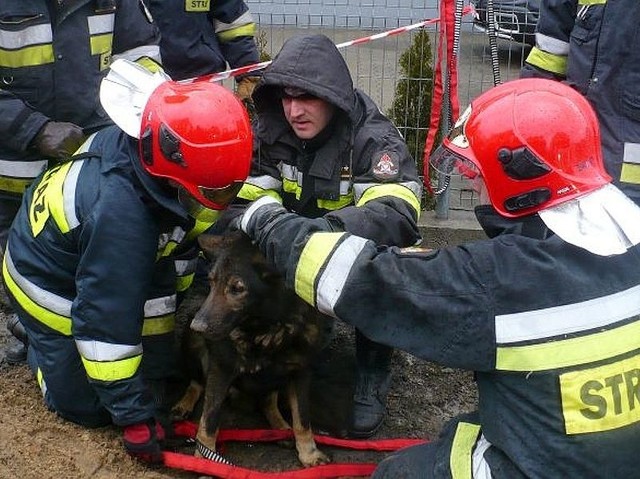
[5,314,28,365]
[349,330,393,438]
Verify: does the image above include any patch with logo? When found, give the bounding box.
[185,0,210,12]
[372,151,400,181]
[559,353,640,434]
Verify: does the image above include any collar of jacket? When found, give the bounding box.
[474,205,553,240]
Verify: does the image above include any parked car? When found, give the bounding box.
[471,0,540,47]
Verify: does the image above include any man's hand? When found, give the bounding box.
[33,122,85,159]
[236,76,261,103]
[123,418,165,463]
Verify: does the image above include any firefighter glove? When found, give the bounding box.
[123,418,165,463]
[33,121,85,159]
[236,75,261,103]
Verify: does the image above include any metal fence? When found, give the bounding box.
[245,0,535,212]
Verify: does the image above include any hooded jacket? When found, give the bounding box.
[239,34,422,247]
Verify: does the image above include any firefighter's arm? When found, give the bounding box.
[521,0,578,78]
[112,0,163,72]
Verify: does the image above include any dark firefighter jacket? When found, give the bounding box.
[147,0,258,80]
[522,0,640,204]
[2,126,219,426]
[242,200,640,478]
[0,0,160,197]
[238,33,422,248]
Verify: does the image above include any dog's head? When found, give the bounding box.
[191,231,298,339]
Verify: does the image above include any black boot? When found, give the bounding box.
[5,314,28,365]
[349,331,393,438]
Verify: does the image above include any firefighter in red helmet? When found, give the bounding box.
[2,74,252,463]
[236,78,640,477]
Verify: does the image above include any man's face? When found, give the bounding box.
[282,92,335,140]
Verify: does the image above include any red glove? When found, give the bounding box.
[123,418,165,463]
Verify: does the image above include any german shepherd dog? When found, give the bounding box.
[171,230,333,467]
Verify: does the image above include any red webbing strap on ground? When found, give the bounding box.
[164,421,428,478]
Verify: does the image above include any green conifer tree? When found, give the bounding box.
[387,29,436,209]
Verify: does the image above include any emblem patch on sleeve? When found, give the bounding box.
[372,151,400,180]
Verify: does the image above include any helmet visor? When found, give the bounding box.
[178,181,243,215]
[430,145,489,206]
[198,181,244,209]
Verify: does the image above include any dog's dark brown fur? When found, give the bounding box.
[172,230,333,467]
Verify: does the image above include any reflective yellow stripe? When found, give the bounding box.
[317,193,355,210]
[0,44,54,67]
[0,176,34,194]
[2,257,72,336]
[578,0,606,4]
[238,183,283,202]
[450,422,481,479]
[620,163,640,185]
[81,354,142,381]
[356,183,421,216]
[142,314,175,336]
[90,33,113,55]
[283,177,301,199]
[496,320,640,371]
[218,23,256,42]
[294,233,343,306]
[29,161,75,237]
[525,47,567,76]
[176,273,195,293]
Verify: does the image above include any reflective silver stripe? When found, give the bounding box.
[245,175,282,190]
[214,11,254,33]
[352,180,422,203]
[75,339,142,361]
[4,248,72,316]
[471,434,493,479]
[316,235,368,316]
[0,159,47,178]
[62,161,83,230]
[0,24,52,49]
[623,143,640,165]
[87,13,115,35]
[62,133,97,229]
[535,33,570,55]
[282,164,302,185]
[158,227,187,250]
[495,283,640,343]
[112,45,161,63]
[144,294,176,317]
[175,258,197,276]
[281,164,301,185]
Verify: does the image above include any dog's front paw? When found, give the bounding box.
[299,447,331,467]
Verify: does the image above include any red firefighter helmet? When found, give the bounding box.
[139,80,252,210]
[431,78,611,217]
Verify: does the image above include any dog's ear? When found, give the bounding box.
[198,234,226,260]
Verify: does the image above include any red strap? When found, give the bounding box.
[165,421,428,478]
[422,3,471,193]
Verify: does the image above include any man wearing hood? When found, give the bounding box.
[235,78,640,477]
[234,33,423,438]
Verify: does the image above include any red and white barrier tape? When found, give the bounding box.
[178,5,474,85]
